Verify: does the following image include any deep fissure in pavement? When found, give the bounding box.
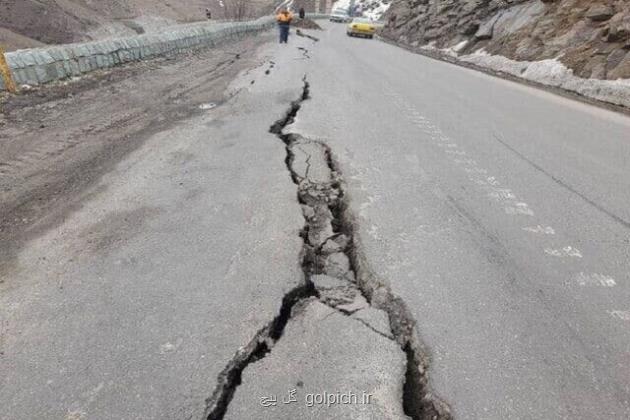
[296,47,311,59]
[296,30,320,42]
[204,78,317,420]
[204,77,451,420]
[203,283,316,420]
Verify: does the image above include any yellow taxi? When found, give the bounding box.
[346,18,376,39]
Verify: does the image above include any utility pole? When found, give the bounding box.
[349,0,355,16]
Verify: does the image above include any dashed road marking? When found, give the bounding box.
[522,226,555,235]
[608,310,630,321]
[544,246,583,258]
[486,176,500,186]
[575,272,616,287]
[505,203,535,216]
[387,87,624,328]
[488,188,516,201]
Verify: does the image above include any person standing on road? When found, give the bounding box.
[205,8,212,19]
[299,7,305,19]
[276,8,293,44]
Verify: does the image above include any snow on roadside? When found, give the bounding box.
[433,40,469,57]
[332,0,391,21]
[460,50,630,108]
[414,43,630,108]
[332,0,351,12]
[363,2,391,21]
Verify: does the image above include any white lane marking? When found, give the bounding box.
[522,226,555,235]
[544,249,563,257]
[563,246,583,258]
[505,203,535,216]
[575,272,616,287]
[608,310,630,321]
[400,103,542,223]
[486,176,500,186]
[544,246,583,258]
[392,91,621,323]
[488,188,516,201]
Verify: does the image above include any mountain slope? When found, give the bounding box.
[382,0,630,80]
[333,0,392,20]
[0,0,277,50]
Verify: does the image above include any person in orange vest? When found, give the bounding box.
[276,8,293,43]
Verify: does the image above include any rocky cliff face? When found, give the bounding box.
[382,0,630,80]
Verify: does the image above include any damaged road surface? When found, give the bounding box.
[207,80,449,420]
[3,18,630,420]
[285,21,630,420]
[0,37,313,420]
[0,30,444,420]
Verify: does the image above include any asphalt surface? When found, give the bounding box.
[2,20,630,420]
[0,39,312,419]
[289,22,630,419]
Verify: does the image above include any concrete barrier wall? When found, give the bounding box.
[0,14,330,91]
[0,17,277,90]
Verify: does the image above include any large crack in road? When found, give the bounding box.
[204,77,452,420]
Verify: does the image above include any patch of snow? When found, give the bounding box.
[451,40,469,53]
[333,0,391,20]
[437,40,468,57]
[199,102,217,110]
[333,0,351,12]
[419,41,437,51]
[460,51,630,108]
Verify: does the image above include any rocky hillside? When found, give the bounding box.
[0,0,277,51]
[333,0,392,20]
[382,0,630,80]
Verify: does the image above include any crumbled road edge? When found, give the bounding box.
[203,77,452,420]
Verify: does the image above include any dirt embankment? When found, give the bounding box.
[0,0,277,51]
[0,27,44,51]
[0,32,273,274]
[382,0,630,80]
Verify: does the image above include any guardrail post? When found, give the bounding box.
[0,45,18,93]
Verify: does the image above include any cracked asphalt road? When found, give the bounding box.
[0,36,312,419]
[288,22,630,420]
[2,20,630,420]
